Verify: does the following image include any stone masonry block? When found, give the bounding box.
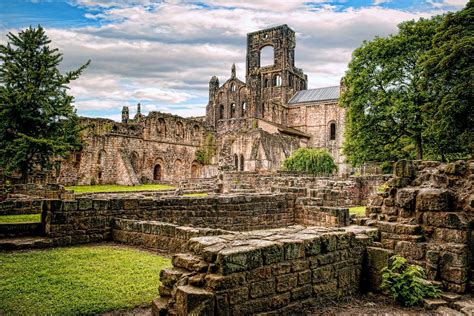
[175,285,214,316]
[216,245,263,275]
[416,188,451,212]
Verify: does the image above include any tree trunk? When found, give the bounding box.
[416,134,423,160]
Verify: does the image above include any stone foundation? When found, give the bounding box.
[153,225,377,315]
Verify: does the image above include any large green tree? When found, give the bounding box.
[0,26,89,181]
[420,1,474,161]
[341,4,472,166]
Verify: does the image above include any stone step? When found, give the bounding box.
[0,222,43,238]
[0,236,52,250]
[436,306,463,316]
[424,298,448,309]
[452,298,474,315]
[151,297,169,316]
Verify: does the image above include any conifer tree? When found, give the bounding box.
[0,26,90,181]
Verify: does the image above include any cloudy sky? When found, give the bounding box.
[0,0,467,121]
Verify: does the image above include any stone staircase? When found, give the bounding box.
[424,293,474,315]
[0,220,51,250]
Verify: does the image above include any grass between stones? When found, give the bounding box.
[0,214,41,223]
[349,206,366,216]
[66,184,175,193]
[0,245,171,315]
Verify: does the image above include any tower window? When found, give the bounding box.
[230,103,236,118]
[330,123,336,140]
[230,83,236,92]
[260,45,274,67]
[273,75,281,87]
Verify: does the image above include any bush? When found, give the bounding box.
[282,148,337,175]
[381,255,441,307]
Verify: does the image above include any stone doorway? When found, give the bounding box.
[191,162,200,178]
[153,164,162,181]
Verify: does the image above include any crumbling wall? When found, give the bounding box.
[152,225,377,315]
[365,159,474,293]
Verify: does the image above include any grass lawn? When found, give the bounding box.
[183,193,208,197]
[0,213,41,223]
[66,184,175,193]
[0,245,171,315]
[349,206,366,216]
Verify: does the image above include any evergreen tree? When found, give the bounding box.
[0,26,90,181]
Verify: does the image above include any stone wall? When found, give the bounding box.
[364,159,474,293]
[152,225,377,315]
[112,218,234,253]
[43,193,296,246]
[222,172,390,206]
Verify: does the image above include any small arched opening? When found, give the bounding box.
[230,83,236,92]
[239,154,244,171]
[176,121,184,138]
[153,164,162,181]
[192,124,200,138]
[191,161,200,178]
[241,102,247,117]
[230,103,236,118]
[330,122,336,141]
[273,75,282,87]
[234,154,239,170]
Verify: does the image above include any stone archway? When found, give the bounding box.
[153,164,162,181]
[191,161,200,178]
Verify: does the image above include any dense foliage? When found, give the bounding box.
[195,133,216,165]
[282,148,337,175]
[0,26,89,181]
[381,255,441,307]
[341,2,473,165]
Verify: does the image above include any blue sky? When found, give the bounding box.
[0,0,467,120]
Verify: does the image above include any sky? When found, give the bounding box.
[0,0,468,121]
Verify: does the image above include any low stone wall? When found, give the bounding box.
[153,225,378,315]
[222,172,390,206]
[43,193,296,246]
[364,159,474,293]
[112,218,234,253]
[0,198,43,216]
[295,199,350,227]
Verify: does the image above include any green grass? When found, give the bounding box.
[0,245,171,315]
[183,193,208,197]
[66,184,175,193]
[0,214,41,223]
[349,206,366,216]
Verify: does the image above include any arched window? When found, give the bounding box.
[330,122,336,140]
[219,104,224,120]
[130,151,140,173]
[239,154,244,171]
[234,154,238,170]
[264,78,269,88]
[260,45,274,67]
[176,121,184,138]
[262,103,265,117]
[153,164,162,181]
[230,83,236,92]
[288,74,293,87]
[192,124,200,137]
[273,75,282,87]
[157,118,166,136]
[241,102,247,117]
[191,161,200,178]
[230,103,236,118]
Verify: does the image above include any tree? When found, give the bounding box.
[420,2,474,161]
[0,26,90,181]
[341,16,443,166]
[282,148,337,175]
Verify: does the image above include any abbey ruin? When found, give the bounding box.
[59,25,346,186]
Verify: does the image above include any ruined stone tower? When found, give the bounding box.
[246,24,307,124]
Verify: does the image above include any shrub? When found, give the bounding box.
[381,255,441,307]
[282,148,337,175]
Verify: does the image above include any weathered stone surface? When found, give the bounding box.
[416,188,451,211]
[394,160,415,178]
[175,285,214,316]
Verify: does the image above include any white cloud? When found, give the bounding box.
[2,0,464,121]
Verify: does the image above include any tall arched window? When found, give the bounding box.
[230,83,236,92]
[157,118,166,136]
[241,102,247,117]
[234,154,238,170]
[230,103,236,118]
[260,45,274,67]
[192,124,200,137]
[239,154,244,171]
[176,121,184,138]
[273,75,282,87]
[330,122,336,140]
[154,164,162,181]
[219,105,224,120]
[262,103,265,117]
[264,78,269,88]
